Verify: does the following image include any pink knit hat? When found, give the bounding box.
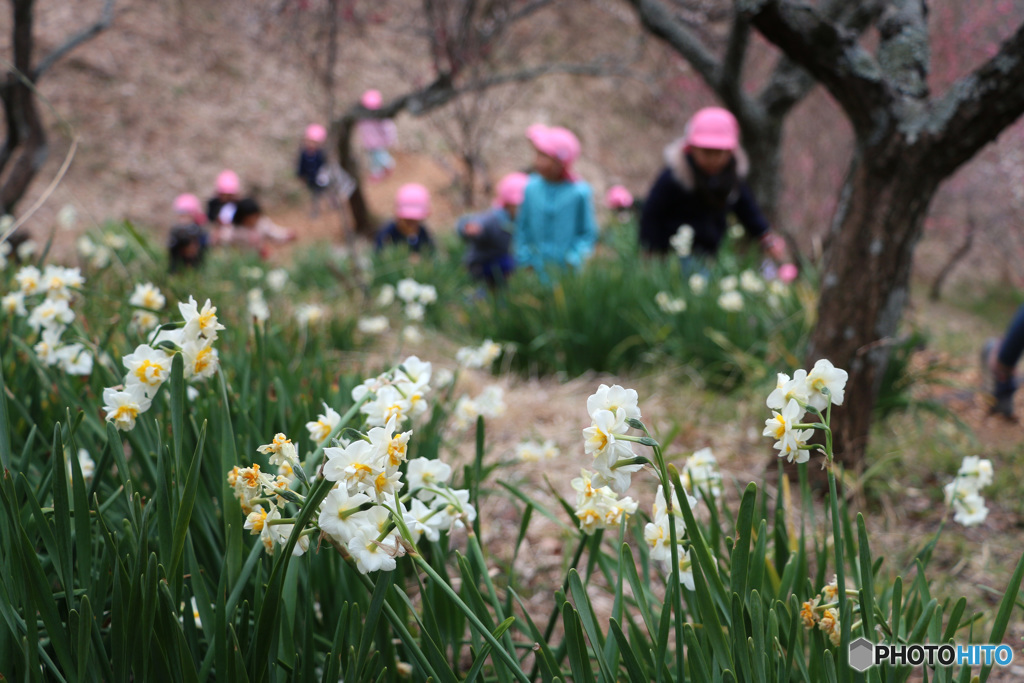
[605,185,634,209]
[215,169,241,195]
[173,193,202,215]
[526,124,581,179]
[684,107,739,150]
[493,172,530,208]
[305,123,327,143]
[361,89,383,110]
[395,183,431,220]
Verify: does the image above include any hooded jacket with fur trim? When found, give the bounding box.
[639,138,769,256]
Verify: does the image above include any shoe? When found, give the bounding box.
[982,337,1017,419]
[981,338,999,397]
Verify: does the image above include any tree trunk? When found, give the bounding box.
[738,115,784,226]
[336,114,374,236]
[808,142,940,465]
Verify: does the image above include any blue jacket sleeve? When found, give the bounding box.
[639,169,676,253]
[732,182,770,239]
[515,185,539,270]
[566,184,597,268]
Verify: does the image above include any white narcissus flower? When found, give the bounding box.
[957,455,994,490]
[2,291,27,316]
[16,240,36,261]
[42,265,85,299]
[74,448,96,483]
[515,441,544,462]
[417,284,437,305]
[403,498,446,543]
[77,235,96,258]
[674,549,696,590]
[689,273,707,295]
[266,268,289,292]
[322,439,385,494]
[651,484,698,522]
[475,386,505,418]
[181,337,219,381]
[56,343,93,376]
[763,398,812,463]
[396,278,422,303]
[402,326,423,344]
[407,458,453,501]
[348,524,401,574]
[950,491,989,527]
[318,487,373,544]
[179,296,225,342]
[456,340,502,369]
[683,447,722,498]
[247,288,270,323]
[363,385,411,427]
[27,298,75,332]
[130,309,160,333]
[587,384,642,423]
[583,409,631,460]
[90,245,111,269]
[240,266,264,281]
[122,344,174,397]
[720,275,739,292]
[296,303,326,328]
[265,507,309,556]
[805,359,848,410]
[244,506,268,536]
[655,291,687,313]
[404,302,425,321]
[257,433,299,467]
[739,269,764,293]
[15,265,42,294]
[717,290,744,312]
[186,385,200,402]
[102,232,127,250]
[129,282,166,311]
[306,402,341,445]
[728,223,745,239]
[357,316,389,335]
[766,370,810,411]
[34,327,64,366]
[102,385,152,431]
[375,283,395,307]
[670,225,694,257]
[58,205,78,231]
[233,465,276,514]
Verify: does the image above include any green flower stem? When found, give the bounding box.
[611,455,650,469]
[266,518,297,525]
[409,552,530,683]
[650,440,685,679]
[827,455,850,670]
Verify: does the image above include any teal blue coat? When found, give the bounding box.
[514,174,597,277]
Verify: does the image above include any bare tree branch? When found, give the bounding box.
[32,0,115,80]
[876,0,930,98]
[624,0,722,87]
[925,20,1024,177]
[739,0,890,134]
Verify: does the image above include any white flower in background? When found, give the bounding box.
[56,343,93,376]
[348,523,401,574]
[318,487,372,544]
[766,370,810,411]
[728,223,745,239]
[265,506,309,556]
[655,291,686,313]
[396,278,422,303]
[363,385,411,427]
[403,498,447,543]
[405,302,424,321]
[15,265,42,295]
[129,282,166,311]
[58,205,78,231]
[651,484,698,522]
[670,225,694,257]
[805,359,848,410]
[27,298,75,333]
[33,327,64,366]
[430,488,476,532]
[258,433,299,467]
[675,549,696,590]
[233,465,276,515]
[434,367,454,388]
[42,265,85,298]
[456,339,502,369]
[90,245,111,269]
[130,309,160,333]
[683,447,722,498]
[956,456,994,490]
[720,275,738,292]
[75,448,95,483]
[644,515,674,562]
[515,441,546,462]
[266,268,289,292]
[407,458,453,501]
[375,284,395,307]
[417,284,437,305]
[16,239,36,261]
[357,316,389,335]
[946,489,989,527]
[102,385,152,431]
[247,288,270,323]
[768,280,788,297]
[122,344,174,397]
[717,290,743,312]
[2,291,26,316]
[186,385,200,402]
[402,326,423,344]
[240,266,264,281]
[306,402,341,445]
[397,355,432,387]
[587,384,641,423]
[571,469,638,535]
[179,296,225,341]
[739,269,764,293]
[475,386,505,418]
[102,232,127,250]
[763,398,812,463]
[295,303,327,328]
[943,455,995,527]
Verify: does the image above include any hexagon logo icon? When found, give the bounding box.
[849,637,874,672]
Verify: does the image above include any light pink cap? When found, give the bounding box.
[395,183,431,220]
[215,169,240,195]
[526,124,581,166]
[173,193,202,215]
[493,172,530,208]
[305,123,327,143]
[361,89,383,110]
[779,263,799,283]
[684,107,739,150]
[605,185,634,209]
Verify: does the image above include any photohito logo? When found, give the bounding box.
[849,638,1015,672]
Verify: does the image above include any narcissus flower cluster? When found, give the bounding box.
[102,296,223,431]
[763,360,848,463]
[943,455,994,527]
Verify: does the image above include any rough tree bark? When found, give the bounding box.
[740,0,1024,463]
[1,0,115,216]
[624,0,880,224]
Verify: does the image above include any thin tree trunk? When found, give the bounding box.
[336,114,374,236]
[738,115,784,226]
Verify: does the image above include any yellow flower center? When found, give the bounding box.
[387,438,407,467]
[113,405,138,421]
[250,509,267,531]
[143,292,160,308]
[773,416,786,439]
[135,359,164,385]
[242,465,262,488]
[194,347,213,374]
[375,472,389,493]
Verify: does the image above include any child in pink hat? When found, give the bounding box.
[375,183,434,257]
[357,90,397,180]
[168,193,208,272]
[297,123,329,217]
[207,169,241,227]
[456,172,529,287]
[515,124,597,280]
[639,107,786,265]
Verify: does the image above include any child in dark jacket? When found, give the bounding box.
[457,172,529,287]
[207,169,241,226]
[375,183,434,259]
[639,107,785,262]
[297,124,328,217]
[168,193,208,273]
